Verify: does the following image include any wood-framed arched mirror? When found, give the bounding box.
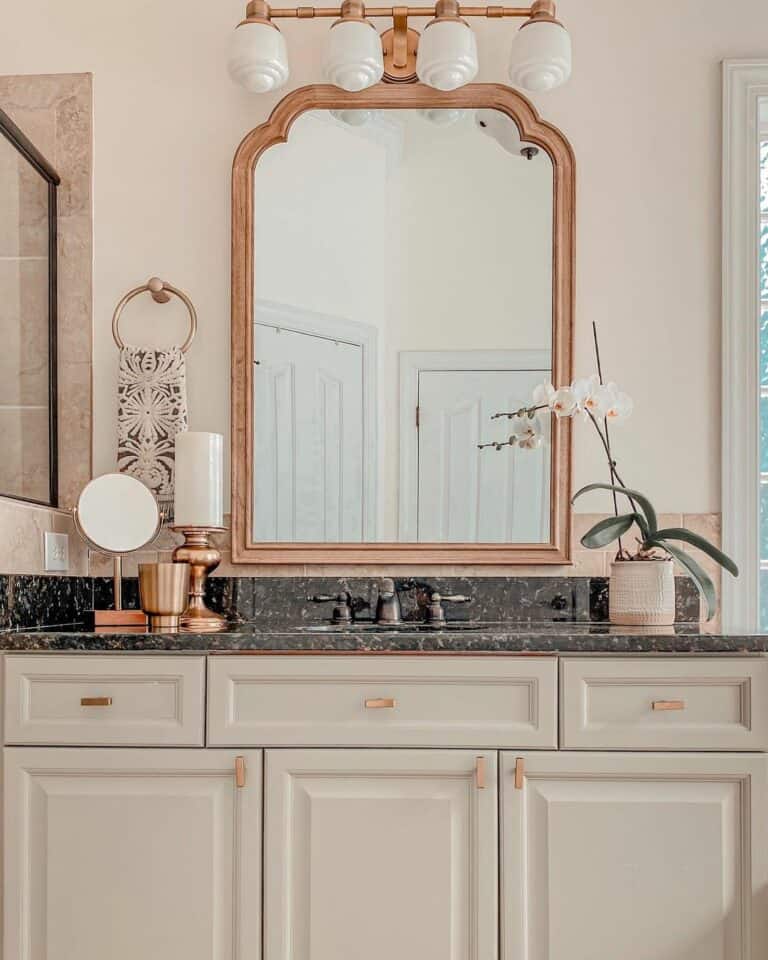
[231,83,574,565]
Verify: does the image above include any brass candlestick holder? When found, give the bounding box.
[171,527,228,632]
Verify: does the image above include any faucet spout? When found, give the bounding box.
[375,578,402,625]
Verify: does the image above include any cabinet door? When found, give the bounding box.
[501,752,768,960]
[264,749,497,960]
[5,748,262,960]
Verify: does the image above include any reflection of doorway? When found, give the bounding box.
[399,350,551,543]
[253,301,378,542]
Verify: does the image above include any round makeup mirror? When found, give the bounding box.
[74,474,161,623]
[75,473,160,553]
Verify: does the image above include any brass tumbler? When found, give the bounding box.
[138,562,191,631]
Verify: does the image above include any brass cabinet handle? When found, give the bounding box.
[80,697,112,707]
[235,756,246,788]
[514,757,525,790]
[365,697,396,709]
[652,700,686,712]
[475,756,486,790]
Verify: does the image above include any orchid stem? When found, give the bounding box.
[592,321,627,557]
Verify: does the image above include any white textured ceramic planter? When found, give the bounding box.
[609,559,675,626]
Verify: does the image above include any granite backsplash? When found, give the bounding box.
[0,574,701,631]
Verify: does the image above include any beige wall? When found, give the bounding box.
[0,0,753,521]
[0,0,760,580]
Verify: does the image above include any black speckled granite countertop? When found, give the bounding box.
[0,622,767,654]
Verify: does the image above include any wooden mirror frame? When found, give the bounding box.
[231,83,574,565]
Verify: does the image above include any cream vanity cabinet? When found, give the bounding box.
[3,653,768,960]
[2,656,261,960]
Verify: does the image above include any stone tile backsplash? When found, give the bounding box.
[3,573,701,631]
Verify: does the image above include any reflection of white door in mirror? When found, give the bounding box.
[399,351,550,543]
[253,301,378,542]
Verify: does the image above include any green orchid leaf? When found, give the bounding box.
[572,482,658,534]
[581,513,640,549]
[646,539,717,622]
[654,528,739,578]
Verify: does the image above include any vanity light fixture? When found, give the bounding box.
[415,0,478,91]
[507,0,571,91]
[228,0,571,93]
[228,0,290,93]
[322,0,385,91]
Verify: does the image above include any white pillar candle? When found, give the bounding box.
[174,432,224,528]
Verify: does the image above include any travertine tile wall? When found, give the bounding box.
[101,512,723,577]
[0,496,88,576]
[0,73,93,574]
[0,73,94,509]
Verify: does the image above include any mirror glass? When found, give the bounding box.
[75,473,160,554]
[0,111,57,506]
[253,107,553,543]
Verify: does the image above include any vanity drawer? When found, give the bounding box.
[560,657,768,751]
[208,655,557,747]
[4,655,206,746]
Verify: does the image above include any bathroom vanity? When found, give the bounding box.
[1,631,766,960]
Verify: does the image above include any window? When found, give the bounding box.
[761,136,768,628]
[723,62,768,632]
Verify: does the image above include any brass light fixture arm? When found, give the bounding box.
[264,5,540,19]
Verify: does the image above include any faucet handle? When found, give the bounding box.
[435,593,471,604]
[426,592,471,624]
[307,591,353,624]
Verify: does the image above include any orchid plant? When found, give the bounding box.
[479,325,738,620]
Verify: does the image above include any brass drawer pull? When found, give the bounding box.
[652,700,686,712]
[365,697,396,709]
[80,697,113,707]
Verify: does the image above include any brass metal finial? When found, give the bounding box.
[433,0,462,20]
[529,0,557,21]
[246,0,271,18]
[332,0,370,26]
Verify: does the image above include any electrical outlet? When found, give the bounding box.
[44,531,69,572]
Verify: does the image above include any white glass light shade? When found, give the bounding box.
[416,20,479,91]
[228,20,289,93]
[419,108,469,126]
[331,108,379,126]
[322,20,384,92]
[508,19,571,92]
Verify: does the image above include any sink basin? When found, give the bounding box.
[290,621,508,633]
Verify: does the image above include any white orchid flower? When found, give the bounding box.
[511,413,543,448]
[572,374,612,418]
[519,432,544,450]
[532,381,556,408]
[531,381,577,418]
[604,382,633,422]
[550,387,578,418]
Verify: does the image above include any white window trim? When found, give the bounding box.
[722,61,768,631]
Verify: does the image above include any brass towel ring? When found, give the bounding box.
[112,277,197,353]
